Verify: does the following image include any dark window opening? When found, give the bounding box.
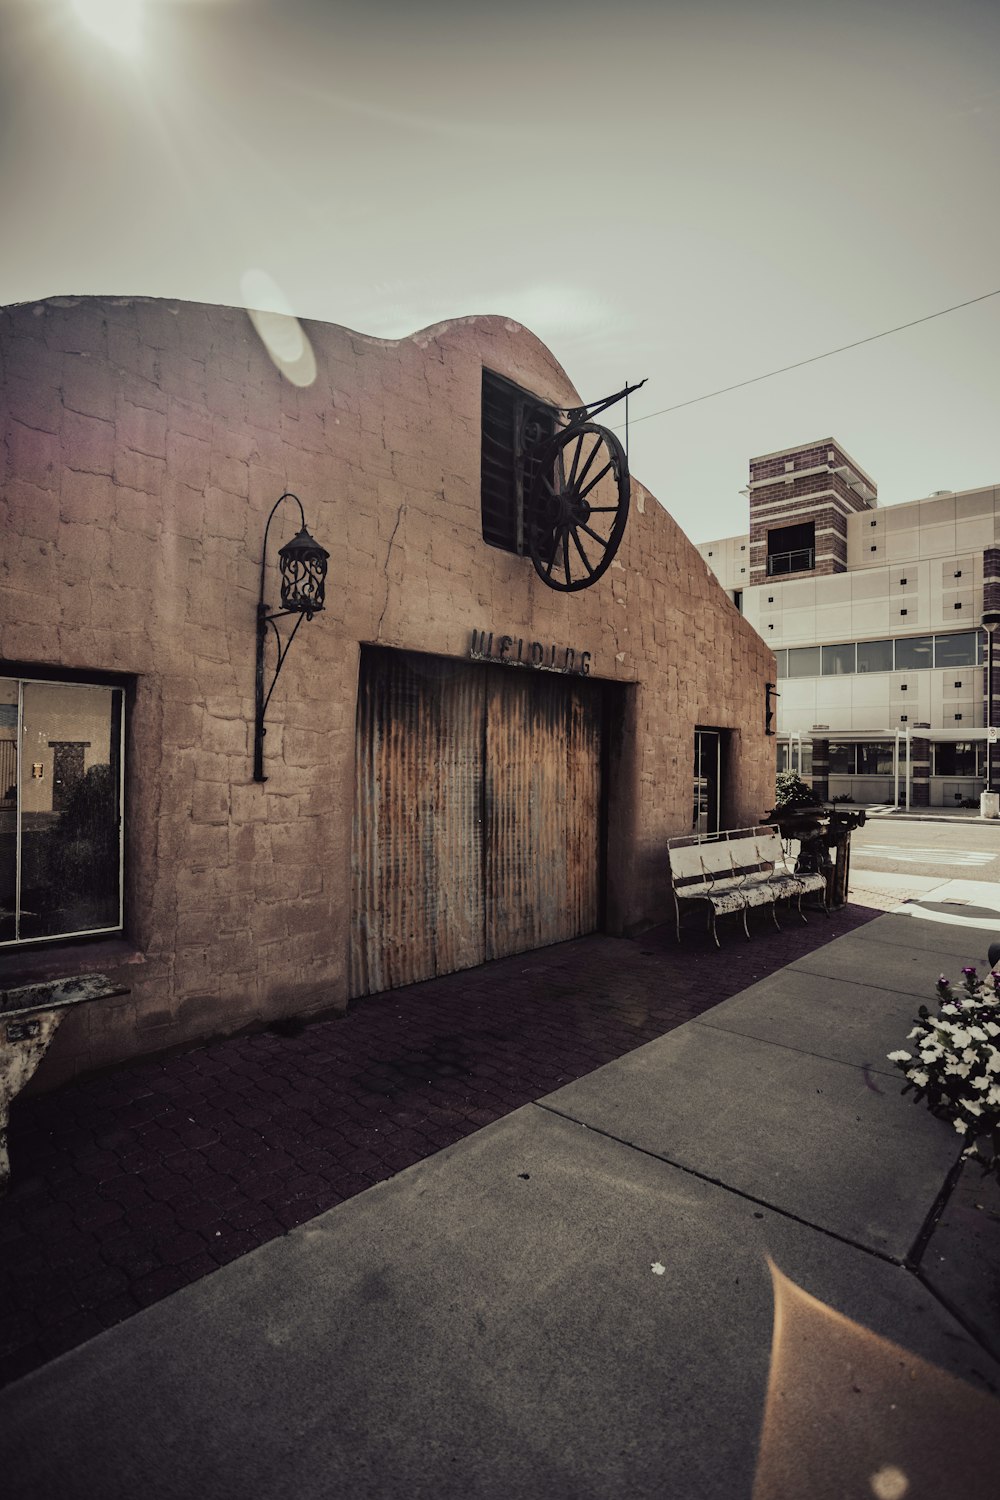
[831,742,894,776]
[767,521,815,577]
[480,369,556,554]
[693,728,725,835]
[933,742,983,777]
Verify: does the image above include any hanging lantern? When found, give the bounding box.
[278,525,329,618]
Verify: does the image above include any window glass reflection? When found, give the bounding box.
[894,636,933,670]
[933,632,978,668]
[856,742,894,775]
[0,679,16,944]
[856,640,893,673]
[933,742,983,777]
[828,742,853,775]
[822,643,856,676]
[787,647,821,678]
[15,683,122,943]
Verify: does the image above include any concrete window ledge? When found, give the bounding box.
[1,972,132,1193]
[2,972,132,1018]
[0,938,144,994]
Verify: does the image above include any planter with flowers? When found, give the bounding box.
[888,965,1000,1182]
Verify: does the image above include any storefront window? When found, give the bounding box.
[828,742,854,775]
[933,632,979,669]
[776,742,813,777]
[857,639,893,673]
[856,742,894,776]
[0,677,124,946]
[827,741,894,776]
[933,742,984,778]
[822,643,856,676]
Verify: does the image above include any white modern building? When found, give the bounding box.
[697,438,1000,809]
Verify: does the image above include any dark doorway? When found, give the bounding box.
[693,729,722,835]
[49,742,89,813]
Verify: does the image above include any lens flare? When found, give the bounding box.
[753,1259,1000,1499]
[71,0,143,56]
[241,269,317,389]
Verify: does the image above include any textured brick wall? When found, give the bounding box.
[0,297,776,1084]
[810,739,829,804]
[747,439,876,585]
[910,737,931,806]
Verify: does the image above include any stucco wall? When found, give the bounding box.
[0,296,775,1085]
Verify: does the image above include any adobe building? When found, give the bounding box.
[0,295,775,1089]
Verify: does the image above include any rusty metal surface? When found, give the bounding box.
[484,670,601,960]
[351,651,487,997]
[351,649,603,997]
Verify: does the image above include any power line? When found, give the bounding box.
[617,287,1000,429]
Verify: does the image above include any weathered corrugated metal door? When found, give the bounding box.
[350,647,602,997]
[351,651,487,996]
[483,670,601,961]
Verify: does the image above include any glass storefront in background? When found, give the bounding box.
[0,678,123,946]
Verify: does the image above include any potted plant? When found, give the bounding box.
[763,771,826,837]
[888,966,1000,1184]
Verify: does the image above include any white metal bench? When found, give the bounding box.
[667,825,828,947]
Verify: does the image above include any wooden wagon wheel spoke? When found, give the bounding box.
[566,434,584,491]
[578,522,608,548]
[526,421,630,592]
[570,529,596,576]
[573,435,603,493]
[577,460,615,502]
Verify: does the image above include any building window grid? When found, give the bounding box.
[776,631,982,680]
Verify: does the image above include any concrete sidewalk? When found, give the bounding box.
[1,897,1000,1498]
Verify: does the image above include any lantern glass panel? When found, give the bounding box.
[278,528,329,614]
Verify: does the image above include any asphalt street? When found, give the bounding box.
[851,816,1000,883]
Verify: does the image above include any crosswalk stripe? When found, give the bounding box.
[855,844,994,866]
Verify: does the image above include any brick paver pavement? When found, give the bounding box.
[0,901,882,1387]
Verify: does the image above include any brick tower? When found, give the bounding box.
[748,439,877,587]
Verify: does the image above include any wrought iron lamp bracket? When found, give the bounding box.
[253,492,327,783]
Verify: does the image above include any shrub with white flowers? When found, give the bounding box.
[888,965,1000,1181]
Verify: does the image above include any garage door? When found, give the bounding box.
[350,647,603,997]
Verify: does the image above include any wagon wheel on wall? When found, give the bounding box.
[526,422,630,592]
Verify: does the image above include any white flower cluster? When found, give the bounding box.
[888,967,1000,1170]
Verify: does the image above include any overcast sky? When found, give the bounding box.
[2,0,998,541]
